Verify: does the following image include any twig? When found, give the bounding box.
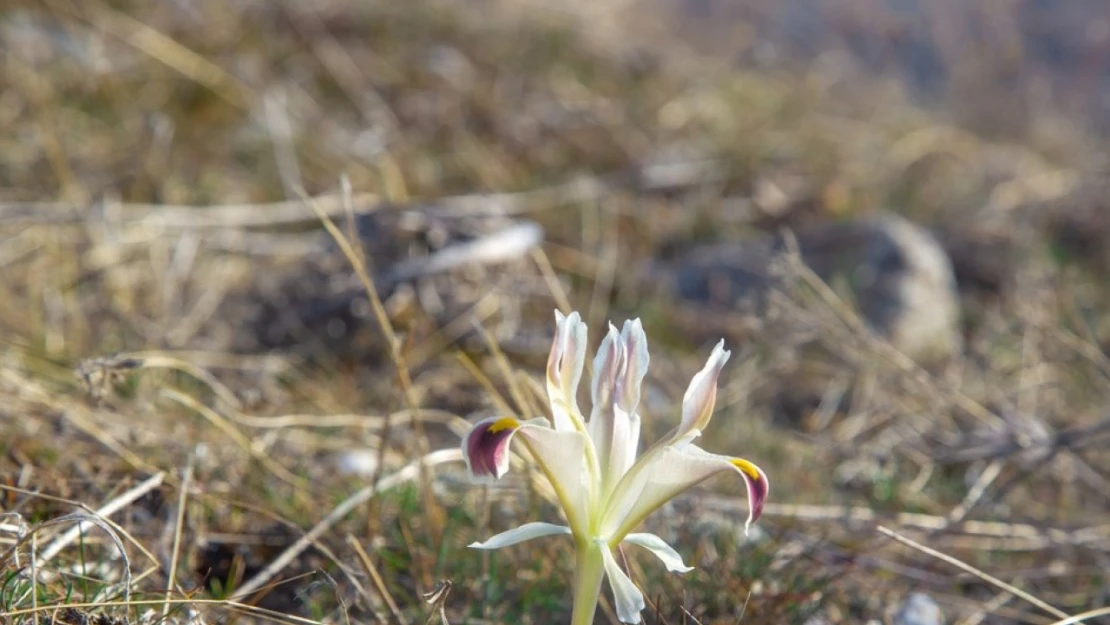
[407,291,502,368]
[263,88,304,200]
[454,352,516,417]
[946,458,1004,525]
[224,407,470,435]
[161,387,305,488]
[1049,607,1110,625]
[530,248,574,314]
[422,580,452,625]
[306,178,445,551]
[136,354,244,410]
[6,597,327,625]
[230,448,462,600]
[23,512,134,606]
[585,201,618,333]
[1,368,154,472]
[36,473,164,566]
[473,321,531,418]
[348,534,408,625]
[163,453,195,619]
[705,498,1110,550]
[0,513,28,566]
[877,525,1072,621]
[0,193,380,227]
[88,2,254,109]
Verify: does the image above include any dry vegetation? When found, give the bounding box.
[3,1,1110,624]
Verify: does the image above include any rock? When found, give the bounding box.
[331,449,379,477]
[668,212,962,364]
[893,592,945,625]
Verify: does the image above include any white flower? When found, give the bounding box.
[462,311,768,624]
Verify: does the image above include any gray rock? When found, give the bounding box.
[893,592,945,625]
[669,213,961,364]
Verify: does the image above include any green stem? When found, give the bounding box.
[570,540,606,625]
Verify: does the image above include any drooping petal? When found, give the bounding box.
[461,416,595,536]
[731,456,769,529]
[547,311,588,432]
[622,533,693,573]
[602,545,646,624]
[469,522,572,549]
[462,416,524,481]
[674,341,731,443]
[602,444,768,541]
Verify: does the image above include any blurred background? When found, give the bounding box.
[4,1,1110,624]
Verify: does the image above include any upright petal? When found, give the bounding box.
[469,522,572,549]
[674,341,731,443]
[608,406,641,486]
[602,444,767,541]
[588,321,648,495]
[589,324,630,491]
[547,311,588,432]
[461,416,595,536]
[617,319,650,415]
[602,545,646,623]
[622,533,693,573]
[590,323,625,418]
[606,320,649,482]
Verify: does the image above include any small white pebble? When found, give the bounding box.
[333,449,379,477]
[893,592,945,625]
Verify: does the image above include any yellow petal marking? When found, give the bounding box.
[730,457,763,481]
[487,416,522,434]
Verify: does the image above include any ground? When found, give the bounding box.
[3,1,1110,624]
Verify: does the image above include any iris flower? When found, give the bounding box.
[462,311,768,624]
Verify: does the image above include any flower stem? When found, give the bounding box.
[570,541,606,625]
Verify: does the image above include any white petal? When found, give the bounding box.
[617,319,649,414]
[548,311,588,432]
[468,522,571,549]
[590,402,638,500]
[622,533,693,573]
[562,312,588,417]
[604,320,648,485]
[602,545,645,623]
[515,424,595,537]
[591,322,646,494]
[610,406,640,483]
[675,341,730,442]
[590,323,624,413]
[588,325,622,484]
[603,444,749,541]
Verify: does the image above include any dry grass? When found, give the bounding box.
[3,1,1110,624]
